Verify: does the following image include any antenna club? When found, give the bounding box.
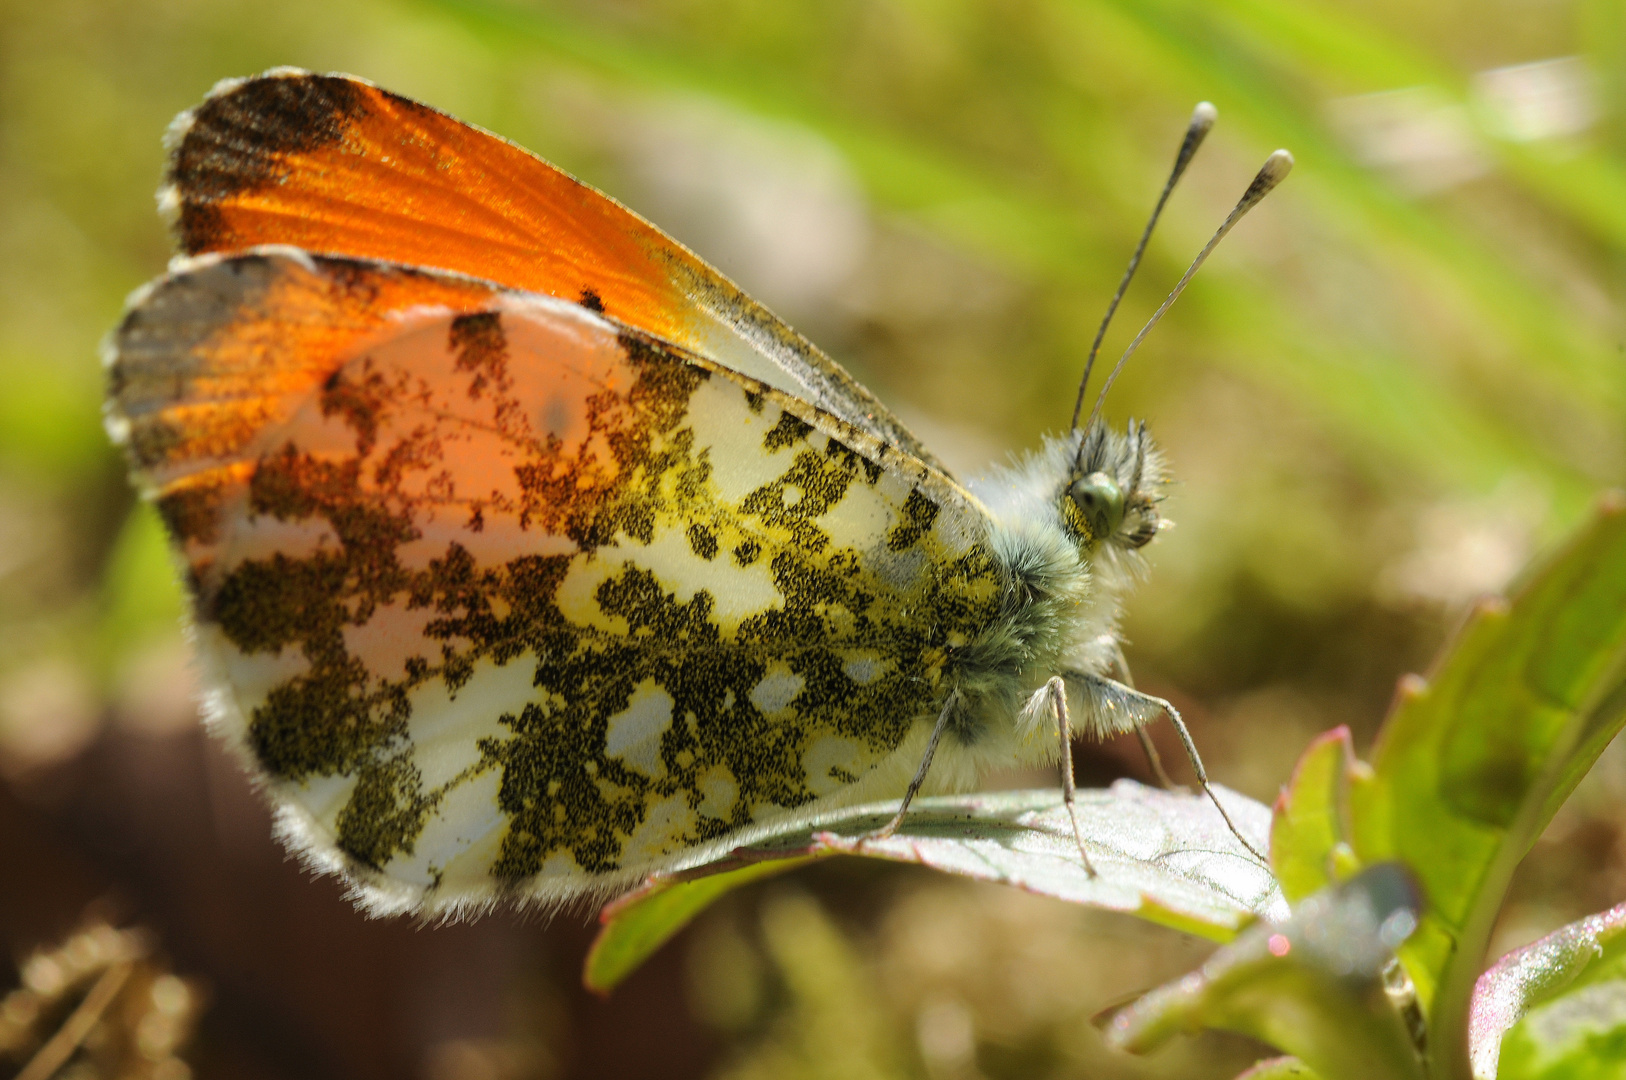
[1240,149,1294,206]
[1191,101,1218,131]
[1081,141,1294,435]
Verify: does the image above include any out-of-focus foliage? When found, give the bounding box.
[0,921,203,1080]
[1234,1060,1325,1080]
[1106,863,1425,1080]
[1,0,1623,1077]
[689,881,1262,1080]
[1126,492,1626,1078]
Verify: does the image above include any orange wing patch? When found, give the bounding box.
[110,250,504,565]
[166,75,673,338]
[162,69,940,470]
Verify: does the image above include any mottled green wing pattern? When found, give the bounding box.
[106,249,1001,915]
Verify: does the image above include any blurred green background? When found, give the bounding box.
[0,0,1623,1077]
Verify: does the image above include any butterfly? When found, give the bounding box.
[105,69,1287,916]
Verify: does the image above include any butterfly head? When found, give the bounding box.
[1061,420,1164,552]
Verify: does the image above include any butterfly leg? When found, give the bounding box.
[1079,673,1269,867]
[1037,675,1099,877]
[1133,728,1176,791]
[1104,642,1179,791]
[861,690,960,842]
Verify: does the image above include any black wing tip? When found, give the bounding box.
[160,70,380,252]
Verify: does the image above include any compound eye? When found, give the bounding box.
[1070,471,1125,541]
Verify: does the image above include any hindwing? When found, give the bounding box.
[107,249,1000,913]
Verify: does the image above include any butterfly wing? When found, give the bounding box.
[108,249,1001,914]
[161,69,943,472]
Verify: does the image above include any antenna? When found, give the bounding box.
[1069,102,1217,432]
[1082,149,1294,436]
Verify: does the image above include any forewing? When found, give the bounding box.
[162,68,942,471]
[107,250,1000,915]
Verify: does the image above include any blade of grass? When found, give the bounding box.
[1089,0,1623,418]
[419,0,1613,523]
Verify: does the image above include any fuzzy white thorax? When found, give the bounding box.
[963,426,1164,745]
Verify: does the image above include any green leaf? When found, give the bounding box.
[1471,900,1626,1079]
[585,781,1284,992]
[1105,863,1426,1080]
[1496,982,1626,1078]
[1271,725,1359,903]
[1347,493,1626,1078]
[584,857,811,995]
